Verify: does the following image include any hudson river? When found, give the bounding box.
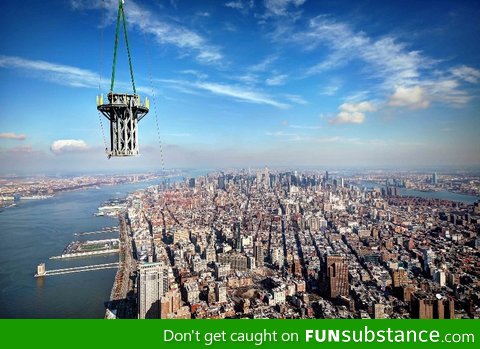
[0,179,166,318]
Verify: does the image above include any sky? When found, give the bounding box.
[0,0,479,174]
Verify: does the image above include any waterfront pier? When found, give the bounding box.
[34,262,119,277]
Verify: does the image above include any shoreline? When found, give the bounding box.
[105,214,137,319]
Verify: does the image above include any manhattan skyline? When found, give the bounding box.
[1,0,480,174]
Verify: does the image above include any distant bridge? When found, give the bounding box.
[35,262,119,277]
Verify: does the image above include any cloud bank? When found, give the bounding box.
[51,139,89,154]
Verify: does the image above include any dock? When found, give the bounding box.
[73,226,119,236]
[34,262,119,277]
[50,249,120,259]
[50,238,120,259]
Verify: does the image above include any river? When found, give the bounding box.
[0,179,168,318]
[359,181,479,204]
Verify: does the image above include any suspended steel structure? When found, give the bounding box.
[96,0,149,158]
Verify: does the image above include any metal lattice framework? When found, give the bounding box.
[97,93,148,157]
[96,0,149,158]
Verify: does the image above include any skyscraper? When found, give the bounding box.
[215,282,227,303]
[432,172,438,185]
[218,175,225,190]
[205,243,217,263]
[234,221,241,251]
[326,255,349,299]
[254,238,264,268]
[137,262,169,319]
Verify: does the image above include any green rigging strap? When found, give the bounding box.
[110,0,136,94]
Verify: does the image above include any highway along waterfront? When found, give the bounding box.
[0,178,167,318]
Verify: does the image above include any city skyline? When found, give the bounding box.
[1,168,479,319]
[1,0,480,174]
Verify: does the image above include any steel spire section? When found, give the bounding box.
[96,0,149,158]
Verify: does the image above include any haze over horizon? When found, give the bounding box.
[1,0,479,174]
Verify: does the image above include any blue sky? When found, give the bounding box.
[0,0,479,173]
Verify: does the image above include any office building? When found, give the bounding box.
[138,262,169,319]
[326,255,349,299]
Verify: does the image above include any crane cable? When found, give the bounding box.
[140,10,167,182]
[110,0,136,94]
[97,0,108,155]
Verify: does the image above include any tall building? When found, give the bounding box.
[233,221,241,251]
[160,288,182,319]
[218,251,248,271]
[433,270,446,287]
[213,262,231,279]
[326,255,349,299]
[137,262,169,319]
[392,268,409,287]
[218,175,226,190]
[373,304,385,319]
[214,282,227,303]
[432,172,438,185]
[411,293,455,319]
[474,201,480,214]
[204,244,217,263]
[254,238,264,268]
[421,248,435,274]
[182,282,199,304]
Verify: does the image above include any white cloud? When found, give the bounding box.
[196,11,210,17]
[288,17,478,109]
[329,101,376,124]
[341,101,376,113]
[331,111,365,124]
[451,65,480,84]
[284,94,307,104]
[72,0,223,65]
[50,139,89,154]
[159,79,290,109]
[343,91,370,103]
[300,17,428,90]
[264,0,306,16]
[0,55,151,94]
[6,145,35,154]
[320,79,342,96]
[195,81,289,108]
[266,74,288,86]
[249,55,278,72]
[179,69,208,80]
[423,78,471,106]
[0,55,98,88]
[234,73,260,85]
[225,1,244,10]
[0,132,27,140]
[388,85,430,109]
